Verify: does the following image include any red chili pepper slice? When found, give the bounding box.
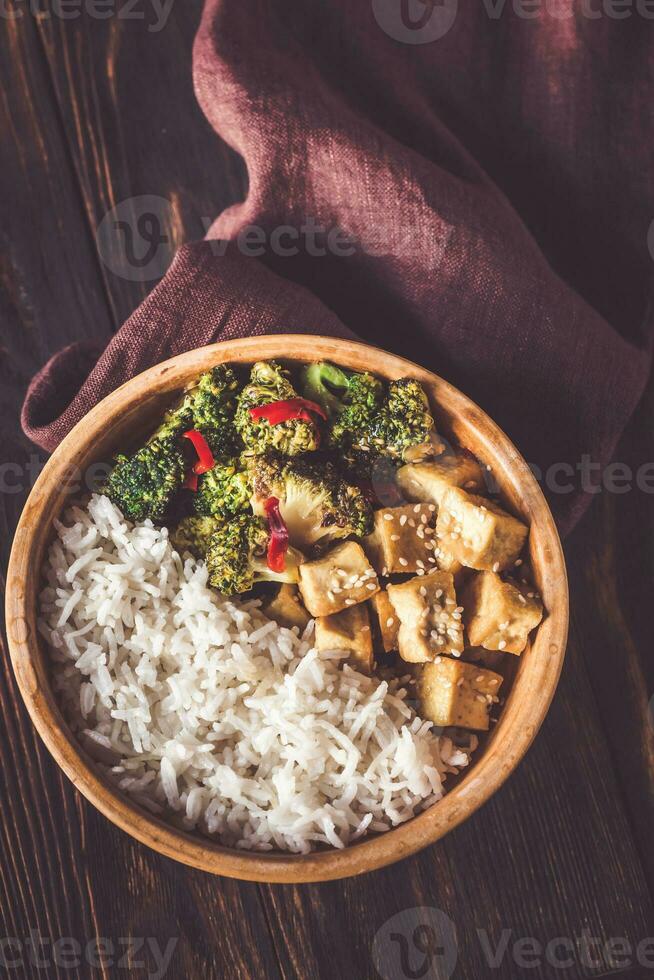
[183,429,216,475]
[264,496,289,573]
[183,472,199,492]
[248,397,327,426]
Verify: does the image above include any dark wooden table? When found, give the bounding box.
[1,5,653,979]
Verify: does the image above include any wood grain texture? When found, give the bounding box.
[1,1,653,977]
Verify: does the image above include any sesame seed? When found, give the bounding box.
[386,617,395,628]
[366,582,376,591]
[413,505,421,514]
[416,528,424,539]
[498,640,507,650]
[399,515,407,526]
[383,513,394,521]
[362,625,370,631]
[408,518,416,527]
[327,590,335,601]
[381,567,388,576]
[345,598,356,606]
[428,504,436,512]
[427,557,436,564]
[515,558,523,567]
[518,595,527,604]
[390,533,400,541]
[476,674,484,682]
[492,562,500,573]
[420,586,427,597]
[416,559,425,569]
[490,678,499,686]
[399,558,408,567]
[476,694,487,703]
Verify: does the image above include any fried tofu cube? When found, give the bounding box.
[369,590,400,653]
[387,570,464,663]
[462,572,543,655]
[363,503,437,575]
[315,604,374,674]
[397,452,485,508]
[262,584,311,631]
[298,541,379,617]
[415,657,503,731]
[436,486,528,572]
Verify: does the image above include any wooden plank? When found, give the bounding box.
[32,0,245,328]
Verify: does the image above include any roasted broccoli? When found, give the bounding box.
[170,515,220,556]
[364,378,434,461]
[327,372,384,450]
[301,361,354,417]
[155,364,240,457]
[205,513,303,595]
[247,453,373,551]
[235,361,320,456]
[103,437,186,523]
[193,460,251,517]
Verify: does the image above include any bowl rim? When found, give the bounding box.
[5,335,568,882]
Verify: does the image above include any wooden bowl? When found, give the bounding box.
[5,336,568,882]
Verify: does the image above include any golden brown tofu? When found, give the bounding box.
[298,541,379,617]
[262,584,311,631]
[369,590,400,653]
[396,452,485,508]
[436,486,528,572]
[387,570,464,663]
[415,657,503,731]
[462,572,543,655]
[363,503,437,575]
[315,604,374,674]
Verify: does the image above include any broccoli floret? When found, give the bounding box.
[301,361,353,417]
[328,371,384,450]
[247,453,373,551]
[235,361,319,456]
[170,515,220,556]
[103,437,186,523]
[155,364,240,457]
[205,513,303,595]
[193,460,251,517]
[363,378,434,461]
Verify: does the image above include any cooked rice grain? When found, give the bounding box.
[39,495,470,853]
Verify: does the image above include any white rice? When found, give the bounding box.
[38,495,472,853]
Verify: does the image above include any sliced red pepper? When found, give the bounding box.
[248,397,327,426]
[183,472,199,492]
[264,496,289,573]
[183,429,216,475]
